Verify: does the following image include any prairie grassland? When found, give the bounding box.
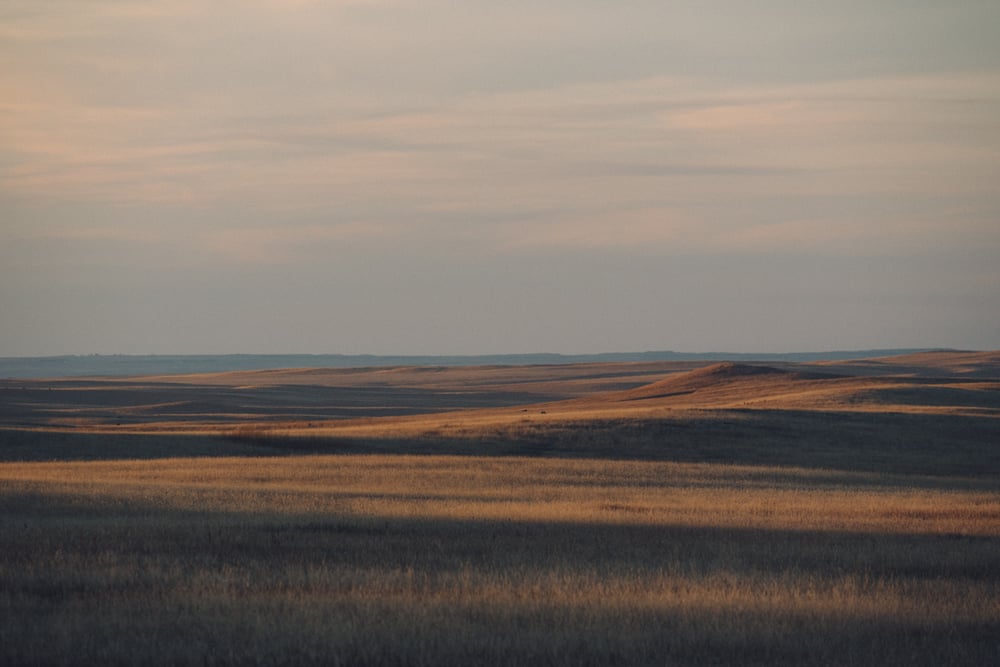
[2,455,998,666]
[223,407,1000,477]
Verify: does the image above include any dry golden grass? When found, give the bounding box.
[2,455,998,665]
[4,455,999,534]
[5,354,998,438]
[2,353,999,664]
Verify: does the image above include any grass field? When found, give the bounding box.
[1,352,999,665]
[3,455,998,666]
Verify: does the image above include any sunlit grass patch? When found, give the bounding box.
[2,454,998,665]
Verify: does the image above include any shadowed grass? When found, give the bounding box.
[220,408,1000,478]
[2,455,998,666]
[6,407,998,479]
[2,355,998,664]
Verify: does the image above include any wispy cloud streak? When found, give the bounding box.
[1,1,999,354]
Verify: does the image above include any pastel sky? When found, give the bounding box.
[2,1,999,356]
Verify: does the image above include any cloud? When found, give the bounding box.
[667,102,806,130]
[2,2,999,263]
[2,1,1000,356]
[7,68,996,202]
[197,222,401,264]
[486,208,704,252]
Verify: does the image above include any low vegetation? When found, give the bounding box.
[2,455,998,666]
[2,353,998,664]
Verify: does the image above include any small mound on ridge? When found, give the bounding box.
[682,362,789,380]
[617,362,801,401]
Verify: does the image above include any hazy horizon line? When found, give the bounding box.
[1,346,972,361]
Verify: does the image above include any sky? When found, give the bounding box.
[2,1,999,356]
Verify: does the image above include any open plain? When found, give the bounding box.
[1,350,999,665]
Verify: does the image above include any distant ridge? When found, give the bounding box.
[0,349,948,379]
[677,361,788,378]
[614,362,802,402]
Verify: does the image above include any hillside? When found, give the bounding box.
[0,349,942,379]
[1,351,998,473]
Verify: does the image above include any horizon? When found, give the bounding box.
[0,346,975,379]
[1,346,969,360]
[3,2,999,356]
